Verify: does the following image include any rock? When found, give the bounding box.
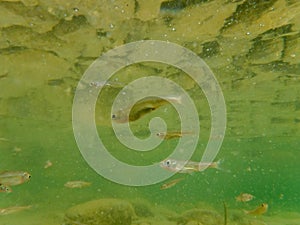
[132,218,177,225]
[130,199,154,218]
[63,198,136,225]
[178,209,223,225]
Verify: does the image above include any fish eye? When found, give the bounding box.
[165,160,171,166]
[112,114,116,119]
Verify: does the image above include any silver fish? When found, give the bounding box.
[160,159,221,173]
[64,181,91,188]
[0,205,31,215]
[0,171,31,186]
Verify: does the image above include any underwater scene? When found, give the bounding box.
[0,0,300,224]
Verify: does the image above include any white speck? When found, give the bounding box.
[246,32,251,35]
[171,27,176,31]
[109,24,115,29]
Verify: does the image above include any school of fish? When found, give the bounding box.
[0,93,271,219]
[0,171,31,193]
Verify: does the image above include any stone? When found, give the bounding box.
[63,198,136,225]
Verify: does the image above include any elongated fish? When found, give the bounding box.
[244,203,268,215]
[160,158,221,173]
[112,96,181,123]
[0,205,31,215]
[160,178,184,190]
[0,171,31,186]
[156,131,194,140]
[64,181,91,188]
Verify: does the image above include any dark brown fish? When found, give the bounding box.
[112,96,181,123]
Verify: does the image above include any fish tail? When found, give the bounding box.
[167,96,182,104]
[176,95,182,104]
[213,159,223,170]
[212,159,231,173]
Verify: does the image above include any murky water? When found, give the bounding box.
[0,0,300,224]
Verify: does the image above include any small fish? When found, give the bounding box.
[160,158,221,173]
[0,205,31,215]
[112,96,182,123]
[0,72,8,79]
[244,203,268,215]
[279,193,284,199]
[235,193,255,202]
[0,137,9,142]
[13,146,22,153]
[156,131,194,140]
[160,178,184,190]
[44,160,53,169]
[0,184,12,193]
[89,81,124,88]
[64,181,91,188]
[0,171,31,186]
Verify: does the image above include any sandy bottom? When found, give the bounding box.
[1,207,300,225]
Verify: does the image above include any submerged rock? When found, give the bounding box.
[130,199,154,218]
[177,209,223,225]
[63,198,136,225]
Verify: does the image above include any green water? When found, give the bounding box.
[1,0,300,224]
